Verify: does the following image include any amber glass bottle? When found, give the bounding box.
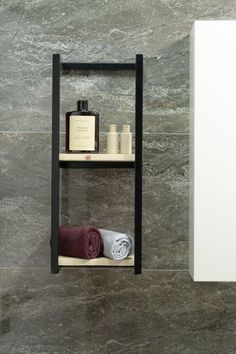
[65,100,99,153]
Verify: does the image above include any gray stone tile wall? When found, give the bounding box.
[1,268,236,353]
[0,0,235,271]
[2,3,236,353]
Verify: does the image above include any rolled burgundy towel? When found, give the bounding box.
[59,226,103,259]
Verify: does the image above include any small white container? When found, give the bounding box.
[120,125,132,154]
[107,124,119,154]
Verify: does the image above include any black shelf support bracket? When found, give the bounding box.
[51,54,60,274]
[135,54,143,275]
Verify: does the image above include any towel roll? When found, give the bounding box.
[59,226,103,259]
[99,229,134,260]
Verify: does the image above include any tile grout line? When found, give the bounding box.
[0,131,189,135]
[0,266,189,272]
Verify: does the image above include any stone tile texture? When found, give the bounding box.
[0,0,235,267]
[1,0,236,353]
[0,0,235,268]
[0,269,236,353]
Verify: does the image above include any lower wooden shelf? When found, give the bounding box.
[58,255,134,267]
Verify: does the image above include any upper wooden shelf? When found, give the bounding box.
[59,153,135,162]
[59,154,135,169]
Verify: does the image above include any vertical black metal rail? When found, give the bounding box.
[51,54,60,273]
[61,169,70,227]
[135,54,143,274]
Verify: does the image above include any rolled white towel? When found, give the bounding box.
[99,229,134,260]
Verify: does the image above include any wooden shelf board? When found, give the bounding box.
[58,255,134,267]
[59,153,135,162]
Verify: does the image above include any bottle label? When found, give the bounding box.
[69,115,95,151]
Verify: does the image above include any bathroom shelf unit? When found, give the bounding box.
[51,54,143,274]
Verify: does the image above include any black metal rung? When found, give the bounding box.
[61,62,136,71]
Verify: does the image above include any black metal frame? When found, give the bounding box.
[51,54,143,274]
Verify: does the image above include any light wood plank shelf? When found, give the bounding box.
[58,255,134,267]
[59,153,135,162]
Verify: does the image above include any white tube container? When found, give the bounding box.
[190,20,236,281]
[107,124,119,154]
[120,125,132,154]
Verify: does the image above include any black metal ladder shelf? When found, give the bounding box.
[51,54,143,274]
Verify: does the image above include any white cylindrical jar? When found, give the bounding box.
[107,124,119,154]
[120,125,132,154]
